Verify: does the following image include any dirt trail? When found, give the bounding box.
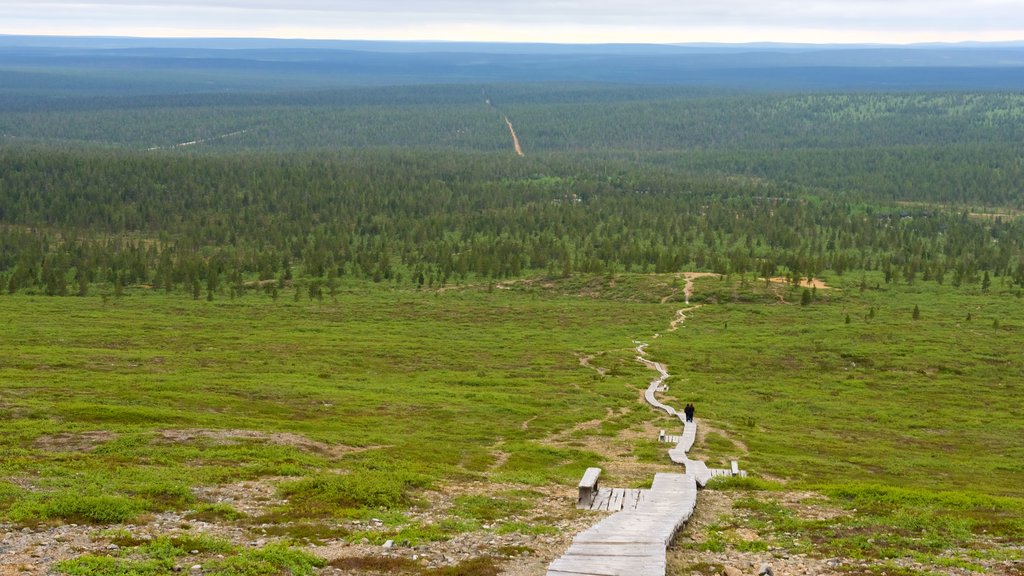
[504,116,524,156]
[663,273,718,331]
[482,88,524,156]
[682,272,720,304]
[669,306,700,332]
[146,128,251,151]
[576,352,608,376]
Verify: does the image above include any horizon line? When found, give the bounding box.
[3,32,1024,48]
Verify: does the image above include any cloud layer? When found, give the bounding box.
[4,0,1024,43]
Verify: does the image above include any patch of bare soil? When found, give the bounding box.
[773,491,849,522]
[576,353,608,376]
[32,430,117,452]
[542,416,679,488]
[190,477,289,517]
[768,277,831,290]
[155,428,374,458]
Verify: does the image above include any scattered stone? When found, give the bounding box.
[190,564,202,571]
[383,540,394,549]
[723,566,743,576]
[758,563,773,576]
[106,544,120,550]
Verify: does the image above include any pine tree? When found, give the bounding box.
[912,304,921,320]
[800,288,812,306]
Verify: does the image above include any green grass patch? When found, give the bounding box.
[55,537,321,576]
[10,493,146,525]
[277,470,431,517]
[185,503,245,522]
[0,287,668,525]
[451,495,531,522]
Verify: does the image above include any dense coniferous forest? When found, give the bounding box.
[1,145,1023,298]
[2,42,1024,298]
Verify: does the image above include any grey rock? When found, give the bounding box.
[758,564,773,576]
[383,540,394,549]
[723,566,743,576]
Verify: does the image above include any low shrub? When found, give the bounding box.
[9,493,145,524]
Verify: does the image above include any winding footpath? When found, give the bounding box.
[547,280,732,576]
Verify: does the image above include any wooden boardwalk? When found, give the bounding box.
[547,327,746,575]
[581,488,649,512]
[548,473,697,576]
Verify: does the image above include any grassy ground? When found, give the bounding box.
[2,273,1022,574]
[0,281,675,522]
[650,274,1024,575]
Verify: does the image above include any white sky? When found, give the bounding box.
[1,0,1023,44]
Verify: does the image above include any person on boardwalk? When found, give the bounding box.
[684,403,695,423]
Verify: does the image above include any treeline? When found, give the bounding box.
[2,147,1022,297]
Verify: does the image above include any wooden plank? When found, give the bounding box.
[573,531,664,544]
[580,467,602,488]
[590,488,611,511]
[622,487,638,506]
[679,420,696,453]
[578,467,602,507]
[684,460,713,487]
[552,556,665,571]
[608,488,625,511]
[565,542,664,556]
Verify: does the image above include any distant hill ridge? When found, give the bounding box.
[2,34,1024,90]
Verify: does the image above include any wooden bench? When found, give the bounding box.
[578,467,602,507]
[731,460,740,476]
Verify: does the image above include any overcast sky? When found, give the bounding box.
[2,0,1023,44]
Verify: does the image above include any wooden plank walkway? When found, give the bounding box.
[549,325,748,575]
[582,488,647,512]
[547,473,697,576]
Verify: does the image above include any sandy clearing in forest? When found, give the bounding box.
[769,276,831,289]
